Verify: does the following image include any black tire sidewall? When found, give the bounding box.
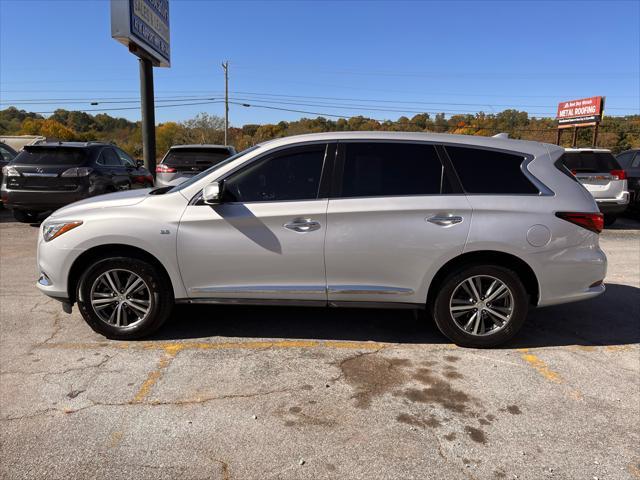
[77,257,173,339]
[433,264,528,348]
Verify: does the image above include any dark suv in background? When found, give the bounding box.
[155,144,236,187]
[1,142,152,222]
[616,149,640,215]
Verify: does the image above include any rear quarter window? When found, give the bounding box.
[163,149,232,167]
[445,146,539,194]
[561,152,620,173]
[13,147,87,166]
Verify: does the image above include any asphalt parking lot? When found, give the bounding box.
[1,210,638,480]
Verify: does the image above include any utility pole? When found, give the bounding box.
[222,61,229,146]
[139,57,156,176]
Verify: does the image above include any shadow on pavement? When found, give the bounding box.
[154,283,639,348]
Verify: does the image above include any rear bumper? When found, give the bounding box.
[2,189,89,212]
[536,244,607,307]
[595,191,629,214]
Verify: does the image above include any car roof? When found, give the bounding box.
[258,131,561,157]
[564,148,612,153]
[25,141,110,149]
[169,144,233,150]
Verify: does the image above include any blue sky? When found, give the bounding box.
[1,0,638,126]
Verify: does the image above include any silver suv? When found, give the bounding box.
[561,148,629,226]
[155,144,236,187]
[36,132,607,347]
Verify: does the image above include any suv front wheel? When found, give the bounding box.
[433,265,528,348]
[77,257,173,339]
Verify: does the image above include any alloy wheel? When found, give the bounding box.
[89,269,152,328]
[449,275,514,336]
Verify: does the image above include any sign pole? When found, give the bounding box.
[139,57,156,177]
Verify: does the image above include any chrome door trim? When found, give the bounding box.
[189,285,326,295]
[327,285,414,296]
[177,298,327,307]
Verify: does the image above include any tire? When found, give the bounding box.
[432,264,529,348]
[77,256,173,339]
[603,214,617,227]
[13,209,39,223]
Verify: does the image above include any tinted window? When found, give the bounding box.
[115,148,136,167]
[561,152,620,172]
[99,148,121,167]
[615,151,635,169]
[0,145,16,162]
[446,146,539,194]
[13,147,86,166]
[340,142,445,197]
[224,146,326,202]
[164,148,232,167]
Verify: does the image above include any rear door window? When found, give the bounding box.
[163,148,232,168]
[115,148,136,167]
[14,147,87,166]
[99,148,122,167]
[339,142,446,197]
[561,152,620,173]
[615,151,637,169]
[445,146,539,194]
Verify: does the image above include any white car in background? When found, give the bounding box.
[561,148,629,226]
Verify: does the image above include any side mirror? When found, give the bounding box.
[136,159,144,168]
[202,181,223,205]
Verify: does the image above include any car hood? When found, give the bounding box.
[49,188,151,219]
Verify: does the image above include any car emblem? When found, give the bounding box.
[36,167,44,173]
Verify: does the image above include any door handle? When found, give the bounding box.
[284,218,321,233]
[427,214,463,226]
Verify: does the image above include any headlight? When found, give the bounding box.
[42,221,83,242]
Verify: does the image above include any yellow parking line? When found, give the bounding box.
[519,349,562,383]
[131,349,178,403]
[40,339,391,353]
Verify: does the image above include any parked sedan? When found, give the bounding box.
[615,149,640,215]
[1,142,152,223]
[36,132,606,348]
[155,144,236,187]
[561,148,629,226]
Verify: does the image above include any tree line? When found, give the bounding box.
[1,106,638,158]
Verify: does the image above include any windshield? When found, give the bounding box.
[13,147,87,166]
[168,145,261,193]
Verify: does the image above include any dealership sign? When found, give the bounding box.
[111,0,170,67]
[556,96,604,127]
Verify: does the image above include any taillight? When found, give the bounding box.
[610,169,626,180]
[61,167,93,177]
[556,212,604,234]
[156,164,176,173]
[2,166,20,177]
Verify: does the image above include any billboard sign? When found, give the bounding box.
[111,0,170,67]
[556,96,604,127]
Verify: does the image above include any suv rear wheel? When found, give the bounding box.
[77,257,173,339]
[432,264,528,348]
[13,209,40,223]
